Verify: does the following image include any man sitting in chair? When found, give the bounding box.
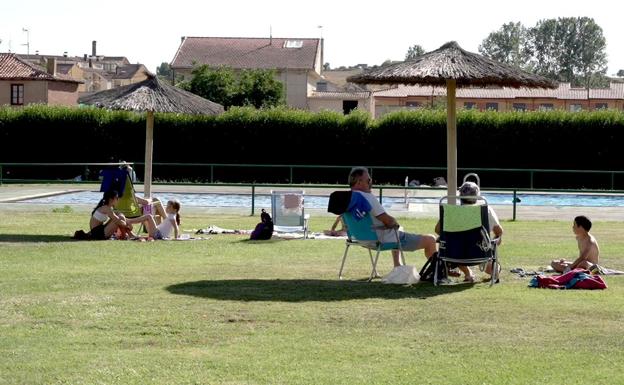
[349,167,437,267]
[435,181,503,282]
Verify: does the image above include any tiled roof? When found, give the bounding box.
[82,67,113,80]
[171,37,320,70]
[112,64,149,79]
[0,53,82,83]
[309,90,370,99]
[56,63,74,75]
[18,54,130,65]
[374,83,624,100]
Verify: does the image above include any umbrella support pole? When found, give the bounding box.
[144,111,154,199]
[446,79,457,204]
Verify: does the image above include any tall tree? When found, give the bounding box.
[181,65,284,109]
[405,44,425,60]
[617,69,624,77]
[479,22,529,68]
[156,62,171,78]
[232,69,284,108]
[576,17,608,87]
[182,65,237,107]
[525,17,607,86]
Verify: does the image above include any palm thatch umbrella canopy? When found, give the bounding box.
[349,41,558,201]
[80,75,224,198]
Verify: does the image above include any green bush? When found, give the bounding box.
[1,105,624,186]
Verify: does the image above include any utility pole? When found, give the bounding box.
[22,28,29,55]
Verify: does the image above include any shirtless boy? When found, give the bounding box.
[551,215,600,273]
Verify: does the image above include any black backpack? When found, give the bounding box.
[72,229,92,240]
[419,252,448,282]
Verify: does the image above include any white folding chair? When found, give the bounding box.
[270,190,310,238]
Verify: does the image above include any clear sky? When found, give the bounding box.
[1,0,622,75]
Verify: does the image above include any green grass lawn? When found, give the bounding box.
[1,208,623,385]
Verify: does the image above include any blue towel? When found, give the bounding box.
[100,168,128,197]
[565,272,592,289]
[347,191,372,221]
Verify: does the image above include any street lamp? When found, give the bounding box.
[22,28,29,55]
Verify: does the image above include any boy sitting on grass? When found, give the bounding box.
[551,215,600,273]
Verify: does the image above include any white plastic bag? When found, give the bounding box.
[382,265,420,285]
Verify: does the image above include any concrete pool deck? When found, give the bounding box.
[2,183,624,221]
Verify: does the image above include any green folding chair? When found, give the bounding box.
[436,196,500,286]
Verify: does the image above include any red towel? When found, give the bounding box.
[535,269,607,290]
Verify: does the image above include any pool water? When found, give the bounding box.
[20,191,624,208]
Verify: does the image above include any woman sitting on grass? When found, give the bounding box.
[89,190,133,240]
[128,199,181,240]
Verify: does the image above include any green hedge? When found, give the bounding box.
[1,105,624,186]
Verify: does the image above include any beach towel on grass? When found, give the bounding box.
[591,265,624,275]
[529,269,607,290]
[194,226,249,235]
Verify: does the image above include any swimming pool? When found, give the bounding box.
[19,191,624,208]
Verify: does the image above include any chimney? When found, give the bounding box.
[92,40,97,57]
[35,50,39,55]
[89,58,92,68]
[180,36,185,43]
[63,51,68,57]
[46,57,57,76]
[320,38,324,73]
[83,54,87,61]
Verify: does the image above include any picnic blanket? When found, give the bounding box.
[193,226,346,240]
[528,268,607,290]
[272,232,347,240]
[193,226,251,235]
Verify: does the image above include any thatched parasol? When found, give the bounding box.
[349,41,557,201]
[80,75,224,198]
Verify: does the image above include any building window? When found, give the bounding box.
[10,84,24,105]
[513,103,527,111]
[405,101,421,108]
[485,102,499,111]
[464,102,477,110]
[569,104,583,112]
[594,103,608,110]
[284,40,303,48]
[342,100,358,115]
[539,103,554,111]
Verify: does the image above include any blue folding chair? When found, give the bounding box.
[338,211,405,281]
[436,195,501,286]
